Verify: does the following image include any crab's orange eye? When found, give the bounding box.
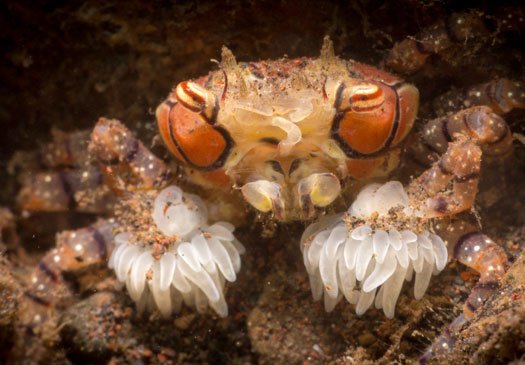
[331,82,418,156]
[156,82,233,170]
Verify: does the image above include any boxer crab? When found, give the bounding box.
[17,36,524,361]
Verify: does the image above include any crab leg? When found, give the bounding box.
[429,78,525,117]
[90,118,172,191]
[454,232,507,316]
[12,128,113,214]
[409,105,512,168]
[407,107,511,359]
[384,8,525,75]
[419,221,508,363]
[25,218,117,308]
[17,167,111,213]
[408,138,482,218]
[20,218,117,354]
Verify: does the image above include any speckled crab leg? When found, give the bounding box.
[408,138,482,218]
[407,107,512,361]
[90,117,172,191]
[14,128,113,213]
[17,166,111,213]
[428,78,525,117]
[23,219,116,325]
[384,8,525,75]
[419,220,508,363]
[407,107,512,216]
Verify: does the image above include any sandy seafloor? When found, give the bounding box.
[0,1,524,364]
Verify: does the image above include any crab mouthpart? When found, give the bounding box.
[297,173,341,218]
[271,116,302,156]
[241,180,286,220]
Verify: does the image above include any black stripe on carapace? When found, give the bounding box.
[454,231,481,259]
[195,94,220,126]
[208,96,220,125]
[88,226,108,260]
[25,291,50,306]
[166,103,234,171]
[166,104,192,163]
[383,82,403,148]
[38,261,59,282]
[259,137,280,145]
[330,81,402,159]
[57,171,77,210]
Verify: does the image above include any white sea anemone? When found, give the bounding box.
[108,185,245,318]
[301,181,448,318]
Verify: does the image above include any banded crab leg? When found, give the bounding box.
[419,220,508,363]
[17,166,111,213]
[90,117,172,191]
[406,107,512,361]
[428,78,525,117]
[384,9,525,75]
[22,218,117,332]
[408,106,512,205]
[13,128,113,213]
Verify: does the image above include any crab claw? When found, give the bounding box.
[241,180,285,220]
[297,173,341,218]
[175,81,218,122]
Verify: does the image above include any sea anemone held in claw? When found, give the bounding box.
[109,185,245,318]
[301,181,448,318]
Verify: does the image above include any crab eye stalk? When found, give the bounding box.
[331,82,418,157]
[338,83,385,112]
[156,80,233,170]
[175,81,218,123]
